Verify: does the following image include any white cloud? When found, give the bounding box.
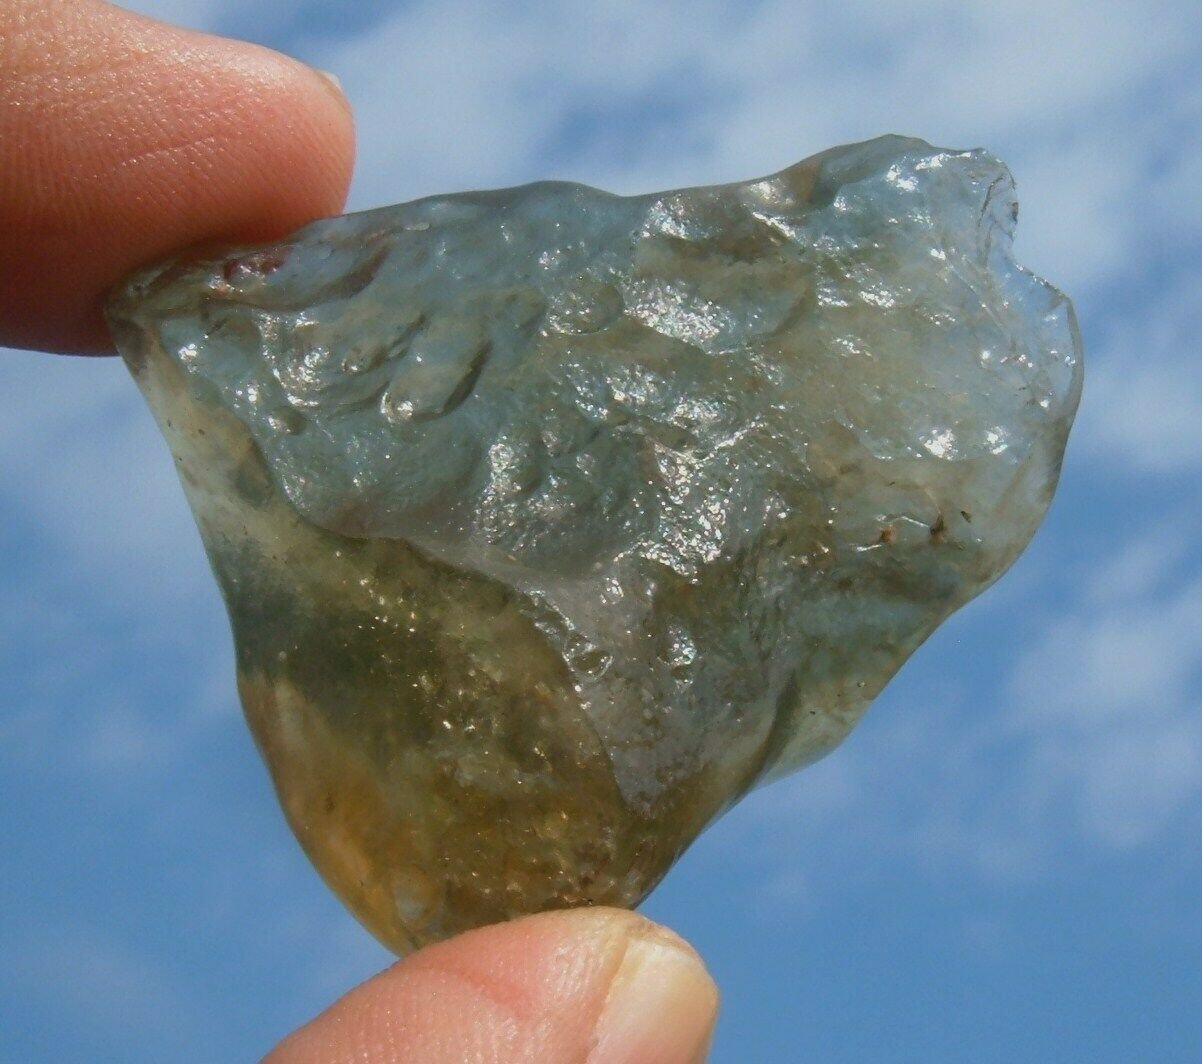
[103,0,1199,308]
[1147,79,1202,233]
[1012,577,1202,724]
[1071,716,1202,849]
[1083,368,1202,474]
[6,923,197,1051]
[297,0,1201,309]
[1002,509,1202,850]
[0,349,217,617]
[1084,525,1193,608]
[1074,269,1202,476]
[0,349,235,782]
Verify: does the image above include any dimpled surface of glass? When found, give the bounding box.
[107,135,1082,954]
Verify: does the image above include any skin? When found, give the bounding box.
[0,1,719,1060]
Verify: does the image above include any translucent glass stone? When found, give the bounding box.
[108,136,1082,953]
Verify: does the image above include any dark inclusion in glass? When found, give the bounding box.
[107,136,1082,954]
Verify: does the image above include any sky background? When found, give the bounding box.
[2,0,1201,1060]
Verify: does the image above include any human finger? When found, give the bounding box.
[266,908,719,1064]
[0,0,354,353]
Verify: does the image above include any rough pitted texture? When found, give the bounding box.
[108,135,1082,954]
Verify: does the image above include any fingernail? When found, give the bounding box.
[309,67,350,115]
[314,68,342,92]
[591,923,718,1063]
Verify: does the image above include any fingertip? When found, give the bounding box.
[590,918,719,1064]
[0,0,356,353]
[266,909,718,1064]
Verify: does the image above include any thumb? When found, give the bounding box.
[265,908,718,1064]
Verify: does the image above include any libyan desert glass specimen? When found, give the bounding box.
[107,135,1081,953]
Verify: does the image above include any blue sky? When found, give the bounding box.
[2,0,1201,1060]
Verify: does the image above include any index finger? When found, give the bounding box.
[0,0,355,354]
